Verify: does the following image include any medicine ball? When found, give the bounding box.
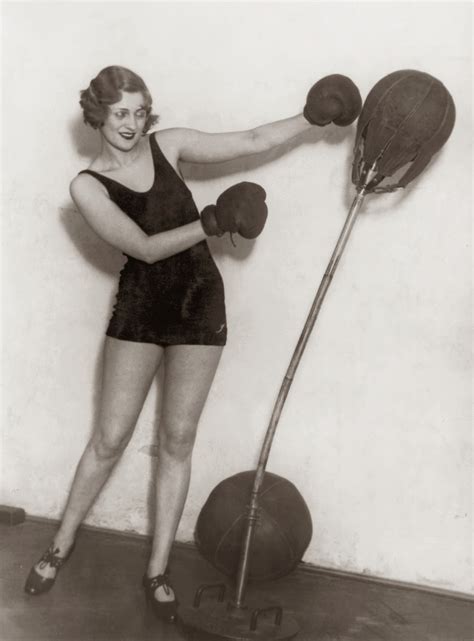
[195,471,312,582]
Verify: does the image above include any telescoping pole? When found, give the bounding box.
[233,176,374,609]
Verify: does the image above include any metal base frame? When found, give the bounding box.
[178,583,299,640]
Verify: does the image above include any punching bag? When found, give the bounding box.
[195,471,312,582]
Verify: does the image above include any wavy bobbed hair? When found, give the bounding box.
[79,66,159,133]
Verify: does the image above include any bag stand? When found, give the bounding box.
[179,68,456,639]
[177,168,377,641]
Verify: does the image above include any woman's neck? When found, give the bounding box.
[97,136,144,171]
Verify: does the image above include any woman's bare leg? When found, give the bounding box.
[34,337,163,579]
[147,344,223,601]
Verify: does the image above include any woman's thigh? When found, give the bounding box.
[161,345,224,437]
[96,337,164,439]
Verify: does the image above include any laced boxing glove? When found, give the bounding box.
[201,182,268,240]
[304,74,362,127]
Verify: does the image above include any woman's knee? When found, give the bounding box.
[159,423,197,461]
[90,429,132,461]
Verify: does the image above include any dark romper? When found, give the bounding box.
[79,134,227,346]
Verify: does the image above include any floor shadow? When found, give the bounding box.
[6,520,472,641]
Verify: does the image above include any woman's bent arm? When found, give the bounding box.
[70,174,206,264]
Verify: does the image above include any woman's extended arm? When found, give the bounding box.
[164,114,312,165]
[162,74,362,165]
[70,174,206,264]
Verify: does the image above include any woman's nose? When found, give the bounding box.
[125,114,137,130]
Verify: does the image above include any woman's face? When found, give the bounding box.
[101,91,148,150]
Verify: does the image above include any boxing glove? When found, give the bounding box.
[304,74,362,127]
[201,182,268,240]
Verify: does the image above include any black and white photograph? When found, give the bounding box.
[1,1,472,640]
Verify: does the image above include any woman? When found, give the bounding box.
[24,66,361,622]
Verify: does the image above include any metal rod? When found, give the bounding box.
[233,186,370,608]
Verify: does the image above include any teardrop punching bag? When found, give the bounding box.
[181,70,456,641]
[352,69,456,191]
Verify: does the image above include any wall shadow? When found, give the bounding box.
[59,202,124,456]
[342,144,449,218]
[61,115,124,275]
[58,120,126,455]
[144,368,165,538]
[61,118,358,271]
[182,123,356,263]
[68,113,100,159]
[181,123,350,184]
[60,201,126,276]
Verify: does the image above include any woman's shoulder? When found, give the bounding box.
[153,127,198,148]
[70,170,107,198]
[152,128,188,166]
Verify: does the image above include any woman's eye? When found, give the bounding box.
[137,111,146,119]
[115,112,126,119]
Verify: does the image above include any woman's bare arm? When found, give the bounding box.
[160,114,312,164]
[69,173,206,264]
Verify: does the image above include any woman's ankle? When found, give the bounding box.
[52,532,76,556]
[146,560,169,578]
[146,567,167,578]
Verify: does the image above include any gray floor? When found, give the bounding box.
[1,520,472,641]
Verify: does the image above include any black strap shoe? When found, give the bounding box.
[24,542,75,596]
[142,570,178,623]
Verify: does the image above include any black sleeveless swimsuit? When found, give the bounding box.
[79,134,227,346]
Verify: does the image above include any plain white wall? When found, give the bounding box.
[1,2,472,594]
